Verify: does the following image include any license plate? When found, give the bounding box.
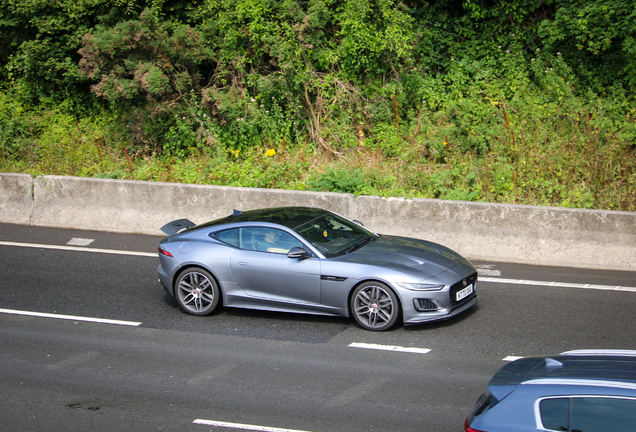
[456,284,474,301]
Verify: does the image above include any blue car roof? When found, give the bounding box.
[488,350,636,400]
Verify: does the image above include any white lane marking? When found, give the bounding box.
[475,265,502,277]
[503,356,524,361]
[0,308,142,327]
[1,242,633,293]
[479,277,636,293]
[348,342,431,354]
[67,237,95,246]
[0,241,156,257]
[193,419,313,432]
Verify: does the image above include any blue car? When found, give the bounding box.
[465,350,636,432]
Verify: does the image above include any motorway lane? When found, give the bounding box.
[1,224,636,431]
[0,312,496,432]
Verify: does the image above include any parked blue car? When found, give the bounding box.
[465,350,636,432]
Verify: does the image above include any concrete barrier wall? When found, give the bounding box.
[29,175,354,234]
[2,173,635,271]
[351,196,636,271]
[0,173,33,225]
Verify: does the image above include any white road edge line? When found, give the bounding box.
[479,276,636,293]
[348,342,431,354]
[2,241,634,293]
[0,308,142,327]
[0,241,156,257]
[193,419,313,432]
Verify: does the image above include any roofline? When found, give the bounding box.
[521,378,636,390]
[561,349,636,357]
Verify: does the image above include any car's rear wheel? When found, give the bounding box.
[174,268,220,316]
[350,281,399,331]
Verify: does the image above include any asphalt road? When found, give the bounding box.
[1,223,636,432]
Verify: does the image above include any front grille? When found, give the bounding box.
[449,272,478,306]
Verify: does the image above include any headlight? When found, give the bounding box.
[397,282,445,291]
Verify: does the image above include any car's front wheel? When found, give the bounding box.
[350,281,399,331]
[174,268,220,316]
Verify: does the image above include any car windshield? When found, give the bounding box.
[293,213,377,258]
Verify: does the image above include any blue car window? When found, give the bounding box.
[539,398,569,431]
[571,397,636,432]
[540,397,636,432]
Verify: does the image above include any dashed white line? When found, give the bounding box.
[348,342,431,354]
[479,277,636,293]
[193,419,312,432]
[0,308,142,327]
[67,237,95,246]
[0,241,156,257]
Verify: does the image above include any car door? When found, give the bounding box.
[228,227,321,305]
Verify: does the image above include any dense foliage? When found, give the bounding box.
[1,0,634,210]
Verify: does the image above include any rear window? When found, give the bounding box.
[214,228,239,247]
[538,396,636,432]
[467,392,499,425]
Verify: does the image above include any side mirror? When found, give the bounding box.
[353,220,364,227]
[288,247,311,260]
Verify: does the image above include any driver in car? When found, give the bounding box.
[261,230,289,254]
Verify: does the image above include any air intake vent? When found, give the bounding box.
[414,299,438,311]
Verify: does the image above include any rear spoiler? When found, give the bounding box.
[160,219,196,236]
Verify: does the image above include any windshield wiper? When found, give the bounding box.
[345,236,374,254]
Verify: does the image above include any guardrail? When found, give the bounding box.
[2,172,635,271]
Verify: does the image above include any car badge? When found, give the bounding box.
[463,279,467,287]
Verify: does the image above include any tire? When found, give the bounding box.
[350,281,400,331]
[174,268,220,316]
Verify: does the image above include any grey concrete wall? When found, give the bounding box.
[30,175,353,234]
[2,173,635,271]
[352,196,636,271]
[0,173,33,225]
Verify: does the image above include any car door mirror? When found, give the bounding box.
[287,247,311,260]
[353,220,364,226]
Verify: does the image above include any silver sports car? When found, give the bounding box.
[157,206,478,331]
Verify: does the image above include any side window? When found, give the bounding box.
[539,398,569,431]
[212,228,239,247]
[571,397,636,432]
[539,397,636,432]
[240,227,303,254]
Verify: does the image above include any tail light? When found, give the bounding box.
[158,246,173,257]
[464,418,486,432]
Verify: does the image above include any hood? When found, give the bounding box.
[334,235,475,280]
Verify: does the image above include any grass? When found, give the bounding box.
[1,92,635,212]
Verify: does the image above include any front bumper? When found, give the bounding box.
[397,272,479,325]
[402,295,478,325]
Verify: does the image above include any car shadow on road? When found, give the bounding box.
[160,293,480,336]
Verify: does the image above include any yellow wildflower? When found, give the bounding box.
[265,149,276,157]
